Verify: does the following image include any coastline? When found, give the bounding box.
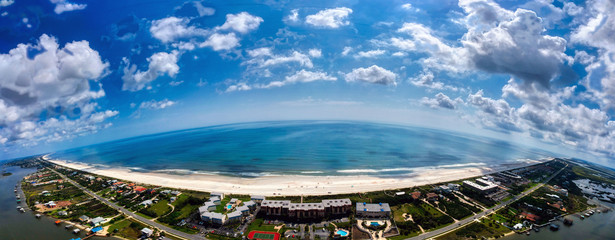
[47,157,549,196]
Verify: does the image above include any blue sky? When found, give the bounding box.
[1,0,615,167]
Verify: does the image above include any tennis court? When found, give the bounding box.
[248,230,280,240]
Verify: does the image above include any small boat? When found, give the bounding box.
[580,215,585,219]
[550,224,560,231]
[16,206,21,209]
[526,231,531,235]
[19,208,25,213]
[35,214,41,218]
[55,220,62,225]
[564,218,573,226]
[14,189,17,193]
[597,210,602,213]
[73,229,81,234]
[65,225,73,229]
[534,227,540,232]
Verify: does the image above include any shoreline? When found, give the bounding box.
[46,157,550,196]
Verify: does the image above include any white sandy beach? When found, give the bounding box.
[47,158,548,196]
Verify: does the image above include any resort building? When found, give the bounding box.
[260,198,352,219]
[251,195,266,203]
[244,200,257,209]
[211,192,224,199]
[227,211,243,223]
[322,199,352,215]
[237,205,250,216]
[201,211,226,224]
[463,178,499,194]
[355,202,391,218]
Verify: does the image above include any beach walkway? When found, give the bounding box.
[49,168,205,240]
[406,163,568,240]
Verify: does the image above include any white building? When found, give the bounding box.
[141,227,154,237]
[227,211,243,223]
[355,202,391,218]
[211,192,224,200]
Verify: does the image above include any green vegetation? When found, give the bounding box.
[392,202,453,232]
[436,218,510,240]
[246,218,278,233]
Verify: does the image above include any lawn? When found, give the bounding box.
[108,219,131,233]
[150,199,172,216]
[246,218,278,233]
[435,218,510,240]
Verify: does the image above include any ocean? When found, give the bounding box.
[49,121,552,177]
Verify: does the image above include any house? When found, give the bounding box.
[91,226,103,234]
[134,186,147,193]
[211,192,224,200]
[210,196,221,204]
[57,211,68,216]
[170,196,177,203]
[426,193,439,201]
[170,190,181,196]
[141,227,154,237]
[229,198,239,204]
[45,201,57,208]
[411,191,421,200]
[395,191,405,196]
[90,217,105,226]
[447,183,460,191]
[355,202,391,218]
[251,195,265,203]
[78,215,90,222]
[513,223,523,230]
[140,200,153,206]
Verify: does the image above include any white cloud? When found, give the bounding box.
[150,17,208,43]
[345,65,397,86]
[355,49,386,58]
[421,92,462,110]
[169,80,184,86]
[401,3,412,10]
[225,82,252,92]
[50,0,87,14]
[260,70,336,89]
[217,12,263,34]
[285,9,299,23]
[200,32,240,51]
[122,51,180,91]
[0,34,114,145]
[308,48,322,58]
[305,7,353,28]
[409,71,458,91]
[341,46,352,56]
[245,48,314,68]
[0,0,13,7]
[139,99,176,110]
[193,1,215,17]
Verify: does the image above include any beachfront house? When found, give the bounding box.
[411,191,421,200]
[426,193,439,201]
[210,196,221,205]
[463,179,498,194]
[45,201,57,208]
[355,202,391,218]
[79,215,90,222]
[141,227,154,237]
[90,217,105,226]
[261,199,351,219]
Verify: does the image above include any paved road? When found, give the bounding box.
[407,163,568,240]
[49,168,205,240]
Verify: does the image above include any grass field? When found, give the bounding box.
[246,218,278,233]
[150,199,172,216]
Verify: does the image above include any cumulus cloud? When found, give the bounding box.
[421,92,462,110]
[150,17,208,43]
[217,12,263,34]
[225,82,252,93]
[139,99,176,110]
[0,34,115,145]
[0,0,14,7]
[355,49,386,58]
[306,7,353,28]
[260,70,336,89]
[570,0,615,110]
[50,0,87,14]
[122,51,180,91]
[285,9,299,23]
[308,48,322,58]
[341,46,352,56]
[193,1,215,17]
[345,65,397,86]
[245,47,314,68]
[200,32,240,51]
[409,71,458,91]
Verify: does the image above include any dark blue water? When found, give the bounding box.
[50,121,552,177]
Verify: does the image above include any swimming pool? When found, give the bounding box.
[370,222,381,226]
[227,205,233,210]
[336,230,349,237]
